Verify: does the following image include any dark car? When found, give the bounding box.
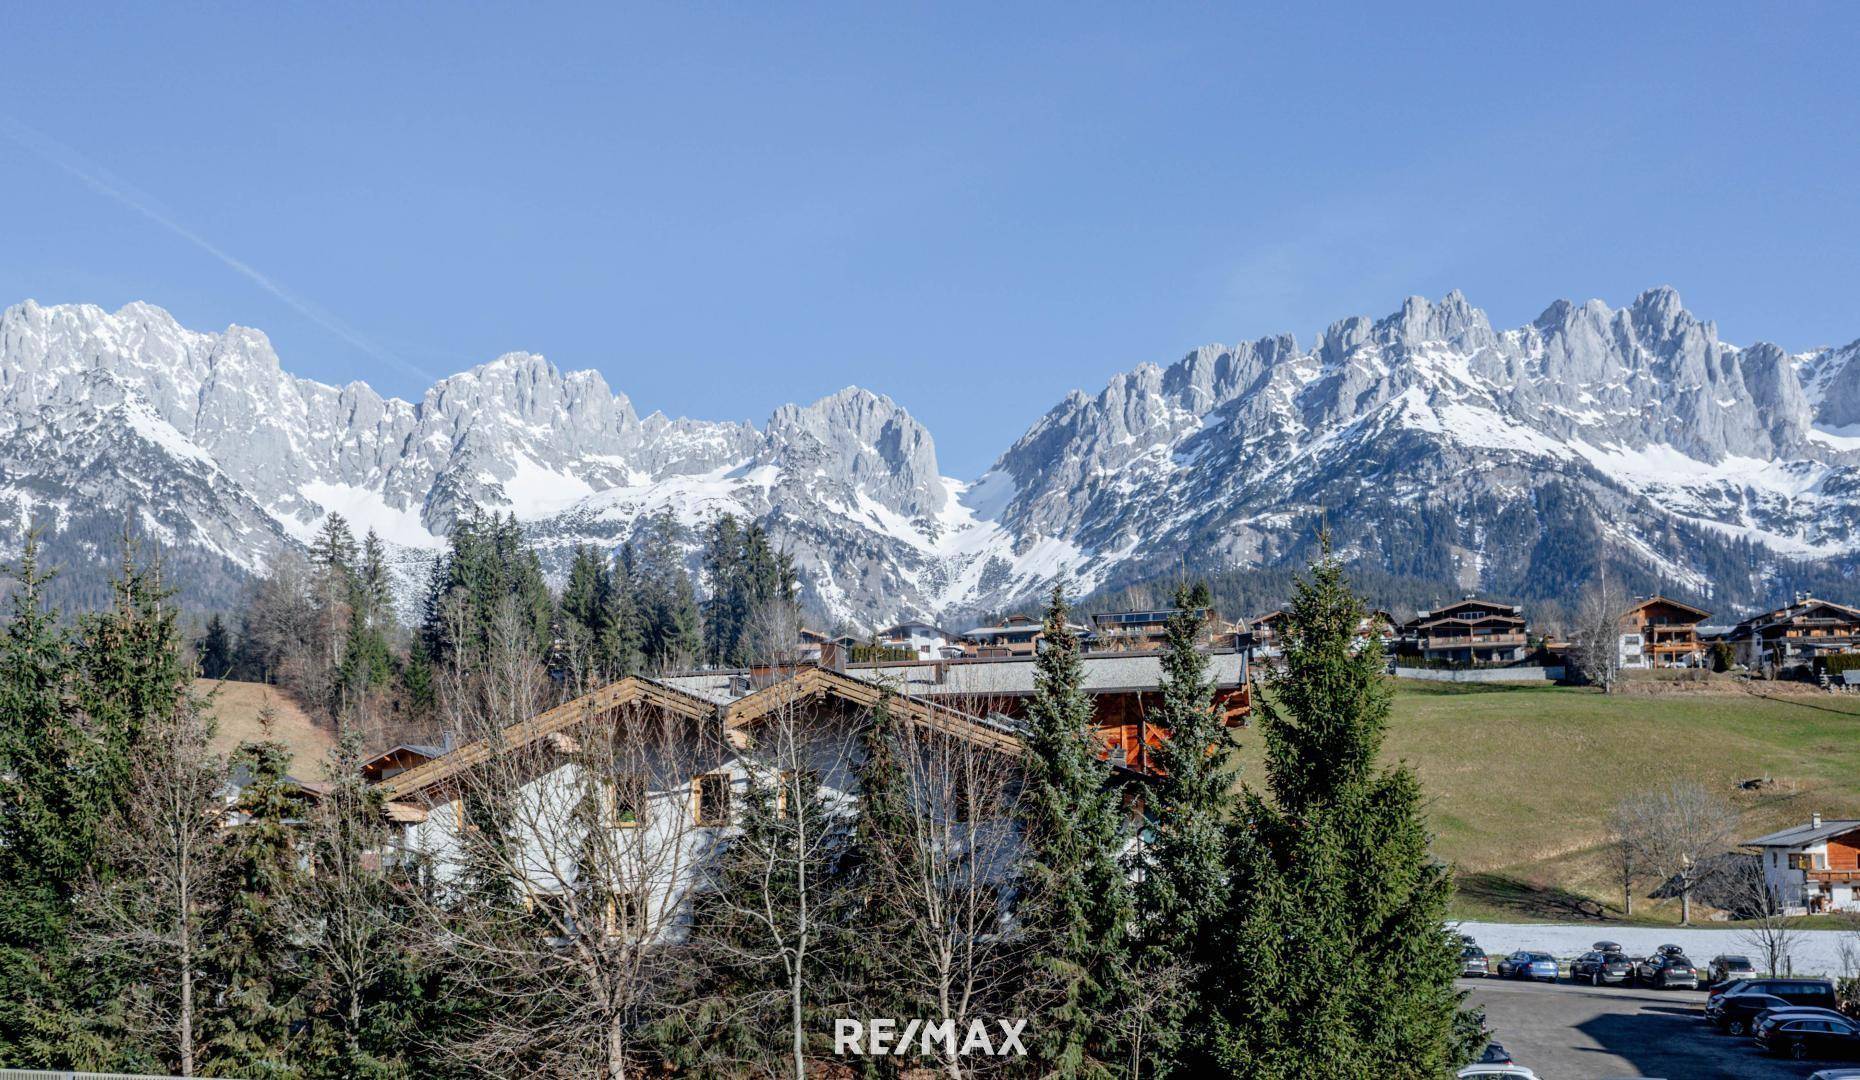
[1643,953,1701,990]
[1708,954,1757,988]
[1632,945,1689,984]
[1758,1016,1860,1061]
[1496,950,1558,982]
[1757,1007,1856,1042]
[1570,948,1635,986]
[1715,982,1841,1036]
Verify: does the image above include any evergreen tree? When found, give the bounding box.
[202,737,308,1078]
[1133,585,1231,1074]
[630,512,702,669]
[839,689,920,1047]
[596,550,645,678]
[1016,583,1133,1077]
[0,533,88,1065]
[198,613,234,679]
[1210,536,1474,1077]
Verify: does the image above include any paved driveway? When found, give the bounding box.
[1463,976,1843,1079]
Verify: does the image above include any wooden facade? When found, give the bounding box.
[1398,598,1530,666]
[1618,596,1710,668]
[1730,597,1860,670]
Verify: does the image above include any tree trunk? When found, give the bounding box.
[1680,885,1691,925]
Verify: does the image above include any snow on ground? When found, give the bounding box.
[294,482,444,549]
[1809,423,1860,453]
[1455,921,1858,978]
[503,453,597,518]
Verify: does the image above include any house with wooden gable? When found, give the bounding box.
[1745,813,1860,914]
[1397,598,1530,666]
[373,648,1244,936]
[1729,596,1860,672]
[1616,596,1711,669]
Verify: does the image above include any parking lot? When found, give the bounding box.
[1464,976,1846,1079]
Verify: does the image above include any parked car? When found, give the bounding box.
[1757,1015,1860,1060]
[1632,945,1690,984]
[1807,1069,1860,1080]
[1756,1006,1855,1042]
[1461,945,1490,977]
[1642,953,1701,990]
[1714,981,1840,1035]
[1707,954,1756,988]
[1496,951,1558,982]
[1570,948,1636,986]
[1716,993,1792,1036]
[1457,1067,1537,1079]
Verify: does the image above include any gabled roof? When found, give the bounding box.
[1623,595,1711,621]
[1414,598,1522,619]
[380,665,1025,807]
[722,666,1024,756]
[1743,819,1860,848]
[381,675,717,799]
[1733,597,1860,635]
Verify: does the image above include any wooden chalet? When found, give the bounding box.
[1617,596,1711,668]
[1398,598,1530,666]
[960,613,1044,657]
[1729,596,1860,671]
[1085,607,1211,652]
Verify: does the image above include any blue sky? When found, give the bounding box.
[3,4,1856,476]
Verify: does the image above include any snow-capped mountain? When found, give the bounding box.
[1,289,1855,624]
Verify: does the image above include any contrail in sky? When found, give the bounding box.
[1,116,434,384]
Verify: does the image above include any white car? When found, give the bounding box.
[1457,1067,1537,1079]
[1809,1071,1860,1080]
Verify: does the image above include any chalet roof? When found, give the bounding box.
[877,621,956,639]
[380,665,1028,807]
[1623,596,1711,622]
[380,676,718,800]
[1413,598,1522,619]
[1744,819,1860,848]
[840,649,1248,699]
[1250,610,1288,627]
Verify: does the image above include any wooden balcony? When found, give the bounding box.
[1807,869,1860,884]
[1422,633,1528,649]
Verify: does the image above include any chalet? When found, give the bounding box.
[1616,597,1711,669]
[1249,610,1290,658]
[1729,596,1860,672]
[361,740,452,783]
[962,614,1045,657]
[874,620,962,661]
[794,627,831,662]
[374,648,1250,929]
[1745,814,1860,914]
[1397,598,1530,666]
[1085,607,1211,652]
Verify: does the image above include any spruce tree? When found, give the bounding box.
[597,551,645,678]
[1133,584,1231,1074]
[202,737,308,1077]
[0,533,87,1064]
[840,689,920,1048]
[1016,584,1132,1077]
[198,613,234,679]
[1210,537,1474,1077]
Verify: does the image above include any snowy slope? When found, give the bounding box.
[1,289,1855,622]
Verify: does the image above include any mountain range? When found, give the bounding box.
[1,288,1856,625]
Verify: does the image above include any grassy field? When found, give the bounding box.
[1229,677,1860,925]
[196,678,336,774]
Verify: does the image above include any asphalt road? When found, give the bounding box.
[1463,976,1844,1079]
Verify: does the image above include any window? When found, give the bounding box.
[694,773,731,826]
[611,772,647,828]
[1790,853,1814,871]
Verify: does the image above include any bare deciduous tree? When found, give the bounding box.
[77,693,225,1077]
[1605,801,1644,917]
[697,695,859,1080]
[1571,564,1624,693]
[1616,780,1739,924]
[889,717,1028,1078]
[1729,854,1801,976]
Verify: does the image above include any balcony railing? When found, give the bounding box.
[1421,633,1528,649]
[1807,869,1860,883]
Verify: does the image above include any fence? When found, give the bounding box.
[1393,665,1565,684]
